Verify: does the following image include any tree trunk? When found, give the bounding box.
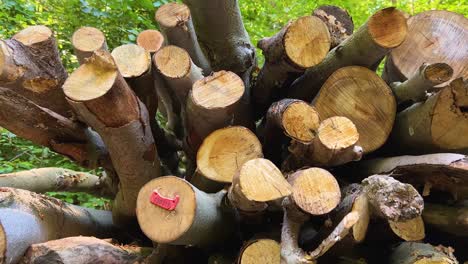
[63,50,160,226]
[252,16,330,118]
[262,99,320,165]
[0,168,115,198]
[155,2,211,74]
[136,176,235,246]
[312,5,354,48]
[389,78,468,153]
[383,10,467,85]
[389,242,458,264]
[20,236,147,264]
[137,29,164,54]
[191,126,263,192]
[237,239,281,264]
[71,26,108,65]
[391,63,453,104]
[0,188,114,264]
[288,7,407,101]
[312,66,396,154]
[185,71,252,154]
[284,116,362,170]
[181,0,256,85]
[423,203,468,237]
[0,26,70,117]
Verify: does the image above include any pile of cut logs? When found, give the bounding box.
[0,1,467,263]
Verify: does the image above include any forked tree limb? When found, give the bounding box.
[20,236,147,264]
[63,50,160,225]
[391,63,453,104]
[0,26,70,117]
[0,188,115,264]
[72,26,108,64]
[288,7,407,101]
[312,5,354,48]
[182,0,256,85]
[389,242,458,264]
[155,3,211,74]
[0,168,115,198]
[252,16,330,118]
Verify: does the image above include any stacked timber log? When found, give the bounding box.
[0,2,466,263]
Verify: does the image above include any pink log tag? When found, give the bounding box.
[150,190,180,211]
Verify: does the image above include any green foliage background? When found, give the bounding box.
[0,0,466,208]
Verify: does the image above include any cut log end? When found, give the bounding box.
[238,239,280,264]
[197,126,263,183]
[368,7,407,48]
[192,71,244,109]
[72,26,106,53]
[154,45,191,79]
[136,176,196,244]
[389,216,425,241]
[289,168,341,215]
[12,25,52,46]
[137,29,164,53]
[111,44,151,78]
[282,100,320,142]
[63,50,118,101]
[317,116,359,151]
[424,63,454,84]
[237,158,291,202]
[284,16,331,68]
[155,2,190,28]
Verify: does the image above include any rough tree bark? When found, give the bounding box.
[312,5,354,48]
[383,10,467,85]
[284,116,363,170]
[312,66,396,154]
[389,78,468,153]
[71,26,108,65]
[181,0,256,85]
[136,176,235,246]
[0,25,70,117]
[137,29,164,54]
[252,16,330,118]
[237,239,281,264]
[389,242,458,264]
[191,126,263,193]
[391,63,453,104]
[0,168,115,198]
[63,50,160,226]
[288,7,407,101]
[0,188,114,264]
[155,2,211,74]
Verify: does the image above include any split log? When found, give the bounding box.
[185,71,252,154]
[191,126,263,193]
[284,116,363,170]
[0,188,114,264]
[237,239,280,264]
[137,29,164,54]
[288,7,407,101]
[63,50,160,225]
[155,3,211,74]
[389,78,468,153]
[312,5,354,48]
[383,10,467,84]
[71,26,108,64]
[345,153,468,200]
[391,63,453,104]
[136,176,235,246]
[423,203,468,237]
[228,158,291,216]
[0,87,112,170]
[20,237,146,264]
[181,0,256,84]
[0,168,114,198]
[112,44,179,173]
[389,242,458,264]
[0,25,70,117]
[262,99,320,164]
[252,16,330,118]
[312,66,396,153]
